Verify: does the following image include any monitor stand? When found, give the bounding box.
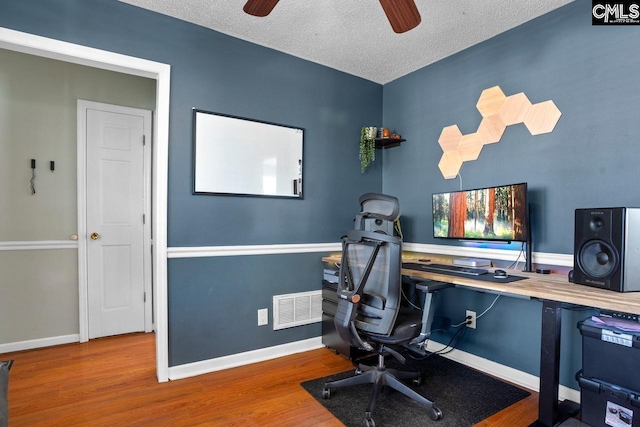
[452,257,492,268]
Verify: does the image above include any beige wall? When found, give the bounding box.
[0,48,156,345]
[0,250,78,343]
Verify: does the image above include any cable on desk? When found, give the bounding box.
[451,318,469,328]
[401,287,422,310]
[408,326,467,360]
[412,292,506,358]
[476,295,501,320]
[411,312,472,359]
[408,284,502,359]
[401,276,428,311]
[507,243,526,270]
[434,326,467,355]
[450,294,501,328]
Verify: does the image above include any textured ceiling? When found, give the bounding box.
[119,0,572,84]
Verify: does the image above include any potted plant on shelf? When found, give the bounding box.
[360,126,377,173]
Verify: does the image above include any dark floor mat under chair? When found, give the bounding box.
[302,353,531,427]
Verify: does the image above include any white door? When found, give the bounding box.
[84,103,151,339]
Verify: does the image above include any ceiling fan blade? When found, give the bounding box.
[379,0,421,33]
[243,0,280,17]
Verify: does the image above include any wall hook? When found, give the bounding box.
[30,158,36,195]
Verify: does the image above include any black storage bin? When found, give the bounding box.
[579,318,640,391]
[321,262,374,361]
[321,278,350,356]
[578,373,640,427]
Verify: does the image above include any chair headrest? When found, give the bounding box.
[358,193,400,221]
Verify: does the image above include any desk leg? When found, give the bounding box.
[530,300,579,427]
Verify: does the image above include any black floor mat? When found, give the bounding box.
[301,353,531,427]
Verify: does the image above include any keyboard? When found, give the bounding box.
[403,262,488,276]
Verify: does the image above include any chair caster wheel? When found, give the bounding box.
[322,388,331,399]
[428,406,443,421]
[412,376,422,386]
[364,416,375,427]
[355,368,363,375]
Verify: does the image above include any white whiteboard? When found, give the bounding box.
[193,109,303,198]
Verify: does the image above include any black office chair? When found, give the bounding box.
[322,227,443,426]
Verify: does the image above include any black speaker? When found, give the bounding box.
[574,208,640,292]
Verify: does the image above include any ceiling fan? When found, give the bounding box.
[243,0,422,34]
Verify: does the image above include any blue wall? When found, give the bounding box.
[383,1,640,254]
[383,1,639,389]
[168,253,327,365]
[0,0,383,366]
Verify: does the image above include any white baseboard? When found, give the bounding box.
[168,337,324,380]
[167,335,581,405]
[0,334,79,354]
[425,341,580,404]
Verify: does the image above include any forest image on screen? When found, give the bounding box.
[433,184,527,242]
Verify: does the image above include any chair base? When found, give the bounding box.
[323,352,442,425]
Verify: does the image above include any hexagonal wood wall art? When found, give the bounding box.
[437,86,561,179]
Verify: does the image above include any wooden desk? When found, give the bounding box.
[322,255,640,426]
[323,255,640,314]
[399,264,640,315]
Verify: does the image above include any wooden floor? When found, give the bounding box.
[1,333,540,426]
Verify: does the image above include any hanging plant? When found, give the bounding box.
[360,126,377,173]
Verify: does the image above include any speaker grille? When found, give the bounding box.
[577,240,618,278]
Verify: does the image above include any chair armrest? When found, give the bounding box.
[414,280,452,293]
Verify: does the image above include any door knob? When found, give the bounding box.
[90,232,100,240]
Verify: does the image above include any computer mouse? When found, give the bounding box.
[494,269,508,279]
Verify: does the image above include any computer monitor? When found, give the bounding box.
[432,182,529,243]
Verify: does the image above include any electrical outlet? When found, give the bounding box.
[466,310,477,329]
[258,308,269,326]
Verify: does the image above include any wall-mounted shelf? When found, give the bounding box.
[375,138,405,149]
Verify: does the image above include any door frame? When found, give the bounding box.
[77,100,153,339]
[0,27,171,382]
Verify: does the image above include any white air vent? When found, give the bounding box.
[273,290,322,330]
